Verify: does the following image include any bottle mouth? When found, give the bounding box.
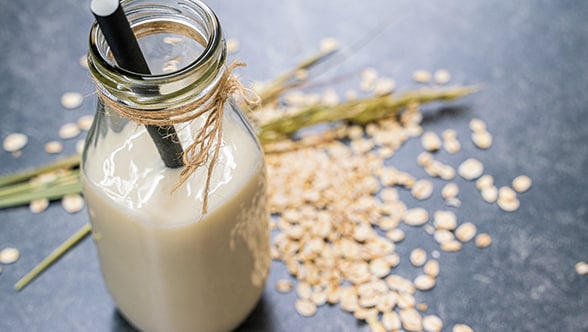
[89,0,226,108]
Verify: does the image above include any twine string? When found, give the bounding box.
[94,61,259,214]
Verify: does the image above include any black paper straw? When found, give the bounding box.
[91,0,184,168]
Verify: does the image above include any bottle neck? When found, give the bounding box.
[88,0,226,111]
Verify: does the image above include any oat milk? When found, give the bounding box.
[82,114,270,332]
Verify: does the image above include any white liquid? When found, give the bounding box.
[82,112,270,332]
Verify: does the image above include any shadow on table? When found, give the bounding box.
[109,296,275,331]
[421,105,471,124]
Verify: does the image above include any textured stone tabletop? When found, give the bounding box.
[1,1,587,331]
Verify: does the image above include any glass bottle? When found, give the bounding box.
[82,1,270,331]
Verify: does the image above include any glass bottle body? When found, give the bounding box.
[82,1,269,331]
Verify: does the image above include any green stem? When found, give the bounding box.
[0,155,80,188]
[0,181,82,209]
[257,86,477,144]
[252,49,337,109]
[14,223,92,291]
[0,170,80,198]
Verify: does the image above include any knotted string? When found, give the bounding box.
[94,61,259,214]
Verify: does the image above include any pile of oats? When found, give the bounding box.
[264,68,531,331]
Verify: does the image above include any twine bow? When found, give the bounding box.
[95,61,259,214]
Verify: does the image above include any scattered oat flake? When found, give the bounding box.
[442,129,457,139]
[424,260,440,278]
[59,123,81,139]
[423,314,444,332]
[295,299,317,317]
[497,197,520,212]
[476,175,494,190]
[455,222,477,242]
[453,323,474,332]
[423,224,435,235]
[497,186,519,212]
[458,158,484,181]
[361,67,378,82]
[498,186,517,200]
[0,248,20,264]
[412,70,432,83]
[417,151,433,167]
[276,279,293,293]
[382,311,402,331]
[29,198,50,214]
[321,88,339,107]
[79,55,89,68]
[421,131,442,151]
[512,175,532,193]
[360,68,378,91]
[61,92,84,109]
[399,308,423,331]
[410,248,427,267]
[469,118,486,132]
[446,197,462,208]
[443,138,461,154]
[411,179,434,200]
[480,186,498,203]
[3,133,28,152]
[319,37,339,53]
[62,194,84,213]
[472,130,493,149]
[374,78,396,95]
[77,115,94,131]
[575,261,588,276]
[434,229,455,244]
[380,187,399,203]
[369,258,392,278]
[226,38,239,53]
[434,210,457,230]
[311,291,327,307]
[403,208,429,226]
[440,240,462,252]
[386,228,405,243]
[441,183,459,200]
[44,141,63,154]
[417,303,428,311]
[297,281,312,299]
[475,233,492,248]
[414,274,436,291]
[433,69,451,85]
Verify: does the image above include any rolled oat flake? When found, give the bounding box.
[61,92,84,109]
[422,314,444,332]
[457,158,484,181]
[0,248,20,264]
[45,141,64,154]
[575,261,588,275]
[59,123,81,139]
[3,133,28,152]
[453,323,474,332]
[62,194,85,213]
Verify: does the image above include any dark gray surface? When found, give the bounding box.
[1,1,587,331]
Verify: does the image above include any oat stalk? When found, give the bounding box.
[0,155,79,188]
[0,170,82,209]
[257,86,477,144]
[14,223,91,291]
[251,48,338,109]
